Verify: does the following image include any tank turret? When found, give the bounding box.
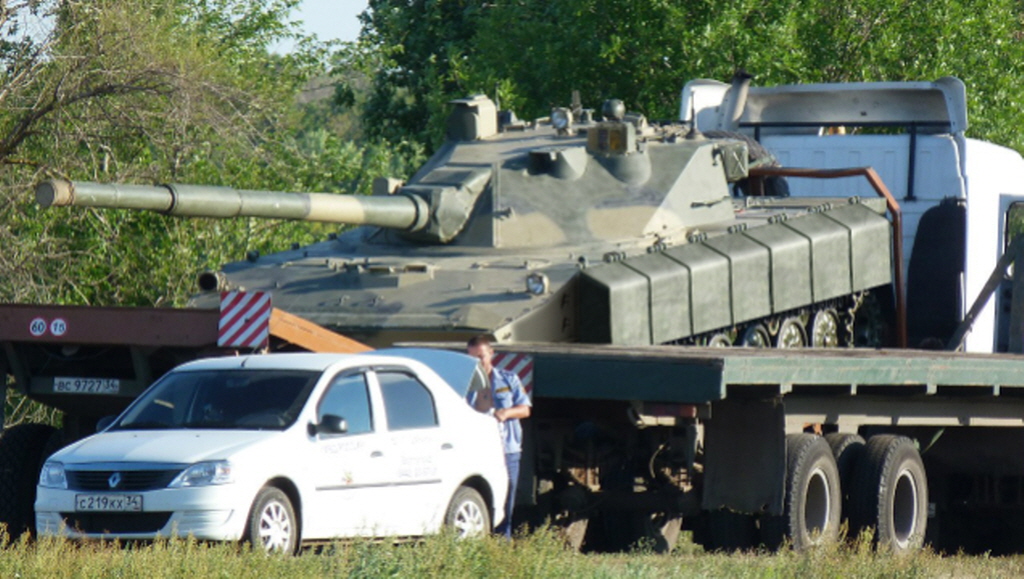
[38,94,895,348]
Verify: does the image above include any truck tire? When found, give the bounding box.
[246,487,298,554]
[848,435,927,552]
[0,423,57,538]
[445,486,490,538]
[763,433,842,550]
[824,432,865,525]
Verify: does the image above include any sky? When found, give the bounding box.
[295,0,367,43]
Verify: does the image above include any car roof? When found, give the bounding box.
[171,349,478,379]
[175,352,365,372]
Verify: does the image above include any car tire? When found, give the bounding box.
[246,487,298,554]
[445,486,490,538]
[848,435,928,552]
[0,422,57,538]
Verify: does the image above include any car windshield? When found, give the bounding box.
[113,369,320,431]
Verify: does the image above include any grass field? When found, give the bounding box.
[5,529,1024,579]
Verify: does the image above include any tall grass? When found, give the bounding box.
[3,528,1024,579]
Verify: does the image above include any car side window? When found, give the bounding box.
[377,372,438,431]
[318,373,373,435]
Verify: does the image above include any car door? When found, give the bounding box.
[372,368,447,536]
[308,370,391,539]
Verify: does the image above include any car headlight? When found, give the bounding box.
[169,461,233,488]
[39,462,67,489]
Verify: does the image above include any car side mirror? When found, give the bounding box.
[96,415,116,432]
[312,414,348,435]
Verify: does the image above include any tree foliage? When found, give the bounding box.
[0,0,421,307]
[356,0,1024,152]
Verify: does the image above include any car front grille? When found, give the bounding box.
[67,469,182,491]
[60,512,173,534]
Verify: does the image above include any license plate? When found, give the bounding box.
[54,377,120,395]
[75,494,143,512]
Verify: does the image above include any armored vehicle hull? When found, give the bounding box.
[40,91,896,348]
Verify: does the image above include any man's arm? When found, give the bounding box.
[495,404,530,422]
[495,372,531,422]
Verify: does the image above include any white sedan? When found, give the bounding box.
[36,349,507,552]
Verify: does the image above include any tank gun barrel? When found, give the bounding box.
[36,180,430,231]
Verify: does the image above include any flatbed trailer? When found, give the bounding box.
[474,343,1024,553]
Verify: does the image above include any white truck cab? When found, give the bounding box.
[681,76,1024,353]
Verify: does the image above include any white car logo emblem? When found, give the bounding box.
[108,472,122,489]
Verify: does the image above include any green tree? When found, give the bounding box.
[0,0,395,307]
[356,0,1024,152]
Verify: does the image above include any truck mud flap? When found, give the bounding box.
[702,398,785,515]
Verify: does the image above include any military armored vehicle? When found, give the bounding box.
[36,88,896,349]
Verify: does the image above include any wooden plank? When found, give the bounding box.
[269,308,372,353]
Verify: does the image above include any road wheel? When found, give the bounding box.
[707,332,733,347]
[0,423,57,538]
[776,317,808,348]
[811,309,841,348]
[247,487,298,554]
[740,324,771,347]
[764,434,842,550]
[445,486,490,538]
[849,435,928,552]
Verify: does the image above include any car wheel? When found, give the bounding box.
[445,486,490,538]
[247,487,298,554]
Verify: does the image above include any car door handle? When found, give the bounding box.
[370,450,384,458]
[441,443,453,450]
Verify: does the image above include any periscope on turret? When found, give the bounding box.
[37,92,892,348]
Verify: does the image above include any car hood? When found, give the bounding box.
[54,430,278,465]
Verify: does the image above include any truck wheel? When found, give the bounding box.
[849,435,928,552]
[763,433,842,550]
[0,423,57,538]
[246,487,298,554]
[824,432,865,525]
[445,486,490,538]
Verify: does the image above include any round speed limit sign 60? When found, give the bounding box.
[29,317,47,337]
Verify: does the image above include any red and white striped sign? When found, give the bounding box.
[219,291,271,349]
[493,352,534,396]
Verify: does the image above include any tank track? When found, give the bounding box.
[670,294,867,348]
